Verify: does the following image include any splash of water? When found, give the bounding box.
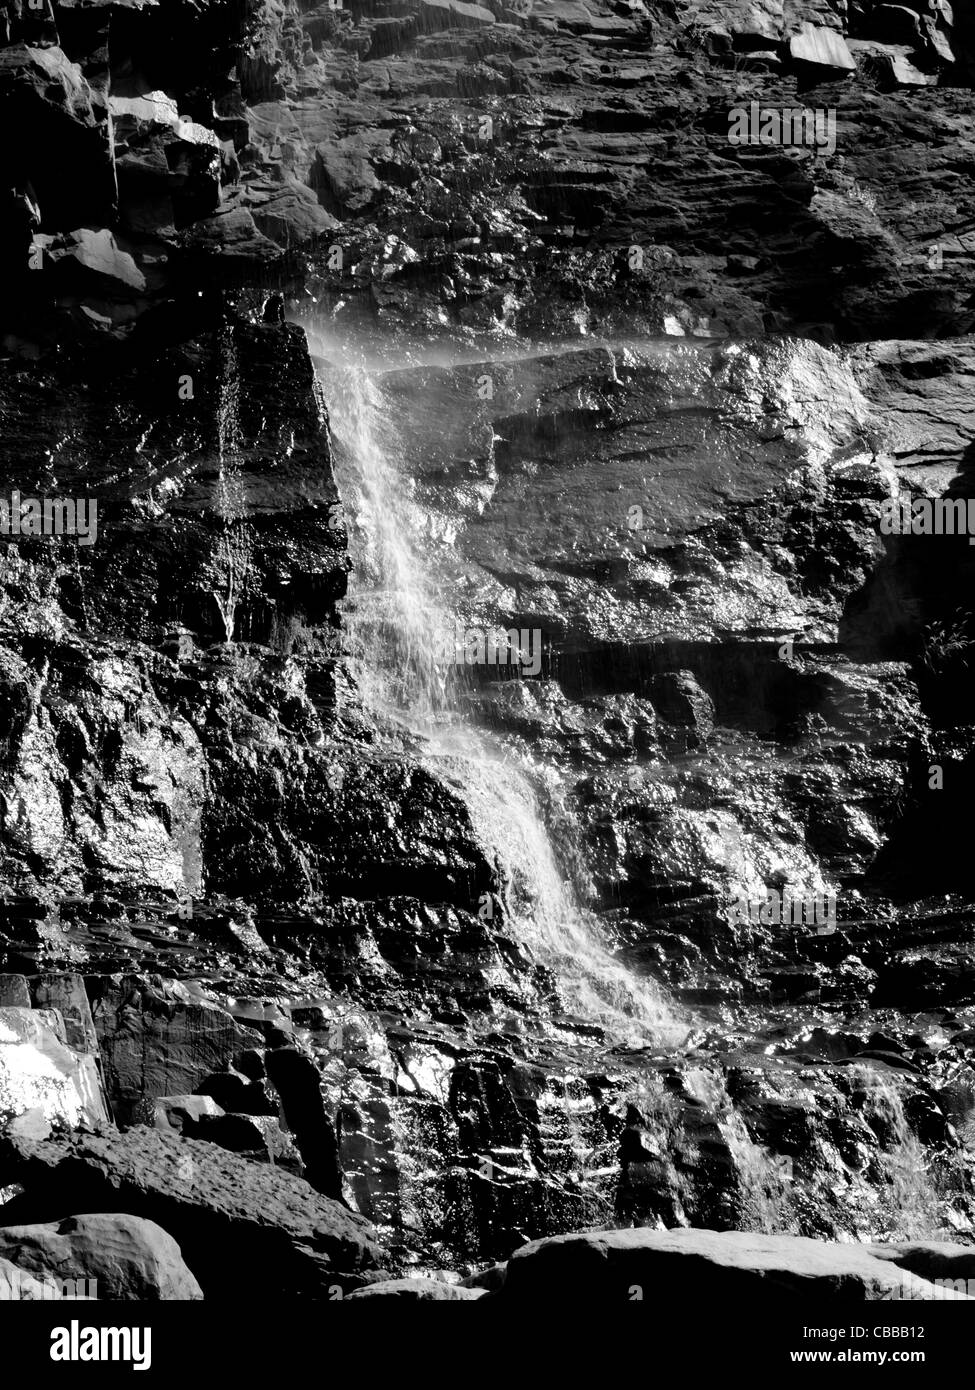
[318,355,684,1048]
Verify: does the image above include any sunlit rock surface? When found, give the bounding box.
[0,1006,108,1135]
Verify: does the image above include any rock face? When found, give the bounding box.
[1,0,975,1299]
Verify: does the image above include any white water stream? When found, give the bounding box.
[316,352,685,1048]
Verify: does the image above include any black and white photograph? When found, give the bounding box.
[1,0,974,1368]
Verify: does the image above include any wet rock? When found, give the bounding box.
[265,1046,343,1199]
[245,179,339,249]
[646,672,714,747]
[0,1126,383,1295]
[0,1212,202,1301]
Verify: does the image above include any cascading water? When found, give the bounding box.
[213,330,252,642]
[848,1064,957,1240]
[316,349,685,1048]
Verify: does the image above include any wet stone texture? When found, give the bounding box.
[1,0,975,1297]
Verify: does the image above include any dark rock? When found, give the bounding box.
[182,1112,302,1172]
[153,1094,225,1132]
[0,975,30,1008]
[88,978,263,1125]
[264,1047,343,1200]
[195,1071,277,1117]
[30,974,98,1054]
[0,1127,382,1295]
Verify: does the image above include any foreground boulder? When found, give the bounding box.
[0,1127,382,1296]
[485,1228,975,1302]
[0,1213,202,1301]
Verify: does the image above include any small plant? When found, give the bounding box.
[920,610,973,675]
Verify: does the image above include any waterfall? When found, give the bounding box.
[848,1064,956,1240]
[214,329,252,642]
[316,352,685,1049]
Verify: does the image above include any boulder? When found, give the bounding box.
[110,91,221,236]
[0,1213,202,1301]
[491,1228,974,1301]
[0,1126,382,1296]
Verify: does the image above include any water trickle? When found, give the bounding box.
[214,330,252,642]
[317,354,685,1048]
[683,1067,795,1233]
[850,1064,953,1240]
